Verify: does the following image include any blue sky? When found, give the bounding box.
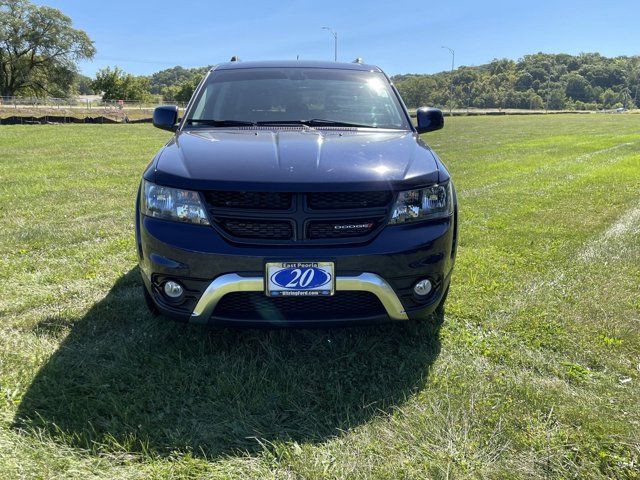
[38,0,640,77]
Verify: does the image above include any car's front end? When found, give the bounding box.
[136,60,457,327]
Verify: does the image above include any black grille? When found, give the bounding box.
[307,191,392,210]
[213,291,386,321]
[205,191,292,210]
[307,218,382,239]
[204,190,393,244]
[216,219,293,239]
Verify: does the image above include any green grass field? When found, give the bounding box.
[0,115,638,479]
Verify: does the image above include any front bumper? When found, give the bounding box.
[137,212,456,326]
[191,272,409,323]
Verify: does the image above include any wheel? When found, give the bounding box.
[142,284,159,316]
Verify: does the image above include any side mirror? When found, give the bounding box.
[153,105,179,131]
[416,107,444,133]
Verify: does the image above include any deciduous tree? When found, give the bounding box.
[0,0,95,97]
[92,66,151,102]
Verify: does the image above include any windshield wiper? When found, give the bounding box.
[186,119,257,127]
[187,118,378,128]
[256,119,376,128]
[305,118,377,128]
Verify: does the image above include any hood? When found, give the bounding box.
[153,128,440,192]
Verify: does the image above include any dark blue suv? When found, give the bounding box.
[137,60,457,327]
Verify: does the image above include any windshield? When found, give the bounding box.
[185,67,410,129]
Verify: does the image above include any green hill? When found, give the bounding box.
[392,52,640,110]
[148,66,210,102]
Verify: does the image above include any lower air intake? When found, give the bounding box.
[212,291,387,321]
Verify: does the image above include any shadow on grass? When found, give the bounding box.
[14,268,441,458]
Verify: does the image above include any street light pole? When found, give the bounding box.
[441,46,455,115]
[322,27,338,61]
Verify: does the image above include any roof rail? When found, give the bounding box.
[352,57,363,64]
[230,56,241,62]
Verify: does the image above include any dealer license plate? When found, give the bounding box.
[265,262,335,297]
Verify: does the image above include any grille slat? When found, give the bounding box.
[213,291,386,321]
[216,219,293,239]
[205,191,292,210]
[307,191,392,210]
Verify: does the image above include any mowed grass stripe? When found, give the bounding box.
[433,115,639,195]
[452,144,639,327]
[458,140,637,199]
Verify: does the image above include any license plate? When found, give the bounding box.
[266,262,335,297]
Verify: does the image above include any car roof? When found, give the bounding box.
[212,60,383,73]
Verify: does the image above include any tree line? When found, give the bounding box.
[393,53,640,111]
[2,1,638,110]
[88,52,640,111]
[87,65,209,103]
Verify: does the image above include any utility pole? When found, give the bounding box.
[441,46,455,115]
[322,27,338,61]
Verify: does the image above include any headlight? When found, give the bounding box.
[141,180,210,225]
[389,183,453,224]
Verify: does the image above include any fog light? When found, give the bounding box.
[163,280,184,299]
[413,279,432,296]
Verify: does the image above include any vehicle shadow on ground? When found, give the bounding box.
[14,267,442,458]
